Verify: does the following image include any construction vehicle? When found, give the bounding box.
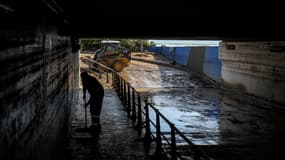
[93,40,131,72]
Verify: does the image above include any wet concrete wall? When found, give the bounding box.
[0,1,79,160]
[219,42,285,104]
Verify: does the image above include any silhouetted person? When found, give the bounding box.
[81,72,104,134]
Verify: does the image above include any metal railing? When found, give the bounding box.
[81,57,113,83]
[144,102,211,160]
[82,57,211,160]
[82,58,144,131]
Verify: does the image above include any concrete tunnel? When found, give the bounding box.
[1,0,285,160]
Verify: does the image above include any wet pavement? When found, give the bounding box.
[121,53,220,145]
[120,52,285,160]
[67,53,285,160]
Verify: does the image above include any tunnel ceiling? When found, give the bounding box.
[2,0,285,40]
[67,0,285,40]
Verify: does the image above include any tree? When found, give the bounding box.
[120,39,152,51]
[120,39,136,51]
[150,41,156,47]
[80,39,101,51]
[80,39,156,52]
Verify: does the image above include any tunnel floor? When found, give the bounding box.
[121,52,285,160]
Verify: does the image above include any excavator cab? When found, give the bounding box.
[93,40,131,72]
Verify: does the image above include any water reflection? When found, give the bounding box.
[149,88,285,149]
[149,88,221,145]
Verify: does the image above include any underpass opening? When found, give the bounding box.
[79,38,285,160]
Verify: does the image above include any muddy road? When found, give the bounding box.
[120,57,220,145]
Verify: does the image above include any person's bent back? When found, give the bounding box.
[81,72,104,135]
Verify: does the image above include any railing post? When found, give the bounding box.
[127,83,131,116]
[118,76,121,98]
[136,93,142,132]
[131,88,136,123]
[106,71,109,83]
[111,72,114,87]
[170,123,177,160]
[99,70,102,79]
[112,71,117,87]
[155,109,162,156]
[112,72,115,86]
[144,99,152,143]
[120,78,124,102]
[123,80,127,108]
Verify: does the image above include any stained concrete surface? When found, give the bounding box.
[0,16,79,159]
[219,42,285,104]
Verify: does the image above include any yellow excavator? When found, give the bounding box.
[93,40,131,72]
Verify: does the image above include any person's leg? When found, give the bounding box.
[90,99,100,129]
[93,94,103,129]
[89,94,103,134]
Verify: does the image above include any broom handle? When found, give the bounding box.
[84,98,88,128]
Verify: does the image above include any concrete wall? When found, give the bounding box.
[219,42,285,104]
[148,46,162,53]
[0,1,79,159]
[187,46,221,82]
[187,47,206,73]
[151,46,221,82]
[161,46,172,59]
[158,46,191,66]
[203,47,221,82]
[173,47,191,66]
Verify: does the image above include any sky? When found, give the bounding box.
[149,40,221,46]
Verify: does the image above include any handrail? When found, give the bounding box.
[147,103,210,160]
[81,57,115,83]
[83,57,211,160]
[81,57,115,71]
